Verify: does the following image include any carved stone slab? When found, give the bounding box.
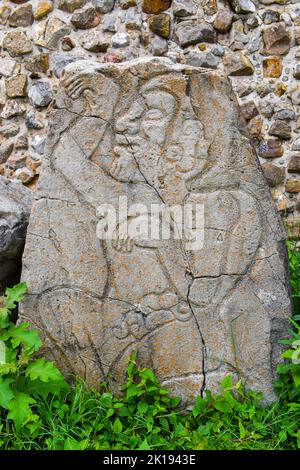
[20,58,291,403]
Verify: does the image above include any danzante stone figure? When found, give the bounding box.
[20,58,292,403]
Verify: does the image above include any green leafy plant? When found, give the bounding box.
[287,241,300,316]
[0,283,68,432]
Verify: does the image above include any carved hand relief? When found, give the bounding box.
[20,59,291,404]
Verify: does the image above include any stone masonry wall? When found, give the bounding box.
[0,0,300,237]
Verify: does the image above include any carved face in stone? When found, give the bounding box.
[112,75,209,199]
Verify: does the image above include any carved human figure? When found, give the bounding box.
[21,60,290,402]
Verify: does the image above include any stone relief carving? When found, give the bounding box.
[20,58,291,403]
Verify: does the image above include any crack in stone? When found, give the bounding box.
[186,275,207,397]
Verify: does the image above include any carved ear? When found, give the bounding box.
[225,192,262,276]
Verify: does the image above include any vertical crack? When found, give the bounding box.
[186,272,207,397]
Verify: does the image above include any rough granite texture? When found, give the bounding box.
[20,57,292,403]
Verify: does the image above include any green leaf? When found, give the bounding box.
[214,399,233,413]
[106,408,114,418]
[194,396,206,413]
[159,417,169,431]
[0,283,27,327]
[0,340,5,364]
[221,375,233,391]
[292,370,300,389]
[0,377,14,410]
[100,393,113,408]
[21,377,69,399]
[238,419,246,439]
[4,283,28,309]
[1,323,41,353]
[7,392,36,431]
[126,383,141,400]
[25,358,65,383]
[137,402,148,414]
[140,369,156,382]
[113,418,123,434]
[64,438,88,450]
[138,438,150,450]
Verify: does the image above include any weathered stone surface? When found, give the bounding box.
[34,1,54,20]
[71,5,100,29]
[125,9,142,30]
[262,23,291,55]
[259,0,287,4]
[263,57,282,78]
[285,179,300,193]
[31,135,46,155]
[288,154,300,173]
[187,52,219,69]
[269,120,291,140]
[240,101,259,121]
[25,54,50,74]
[5,74,28,98]
[14,167,34,184]
[0,124,20,139]
[80,31,110,52]
[151,36,168,56]
[0,141,14,164]
[120,0,136,8]
[262,163,285,187]
[28,81,52,108]
[285,217,300,241]
[103,11,117,32]
[176,21,216,48]
[9,3,33,27]
[173,0,197,17]
[50,53,84,78]
[223,52,254,76]
[44,16,72,49]
[213,9,233,33]
[228,0,256,14]
[262,10,280,25]
[20,58,291,403]
[0,59,16,78]
[59,0,86,13]
[202,0,217,15]
[294,63,300,79]
[274,109,296,121]
[148,14,171,39]
[112,33,130,48]
[0,176,32,290]
[1,100,26,119]
[6,154,27,170]
[62,36,76,51]
[25,111,44,129]
[0,6,11,25]
[15,133,28,151]
[248,115,263,139]
[91,0,114,13]
[275,82,287,97]
[142,0,171,14]
[3,31,33,57]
